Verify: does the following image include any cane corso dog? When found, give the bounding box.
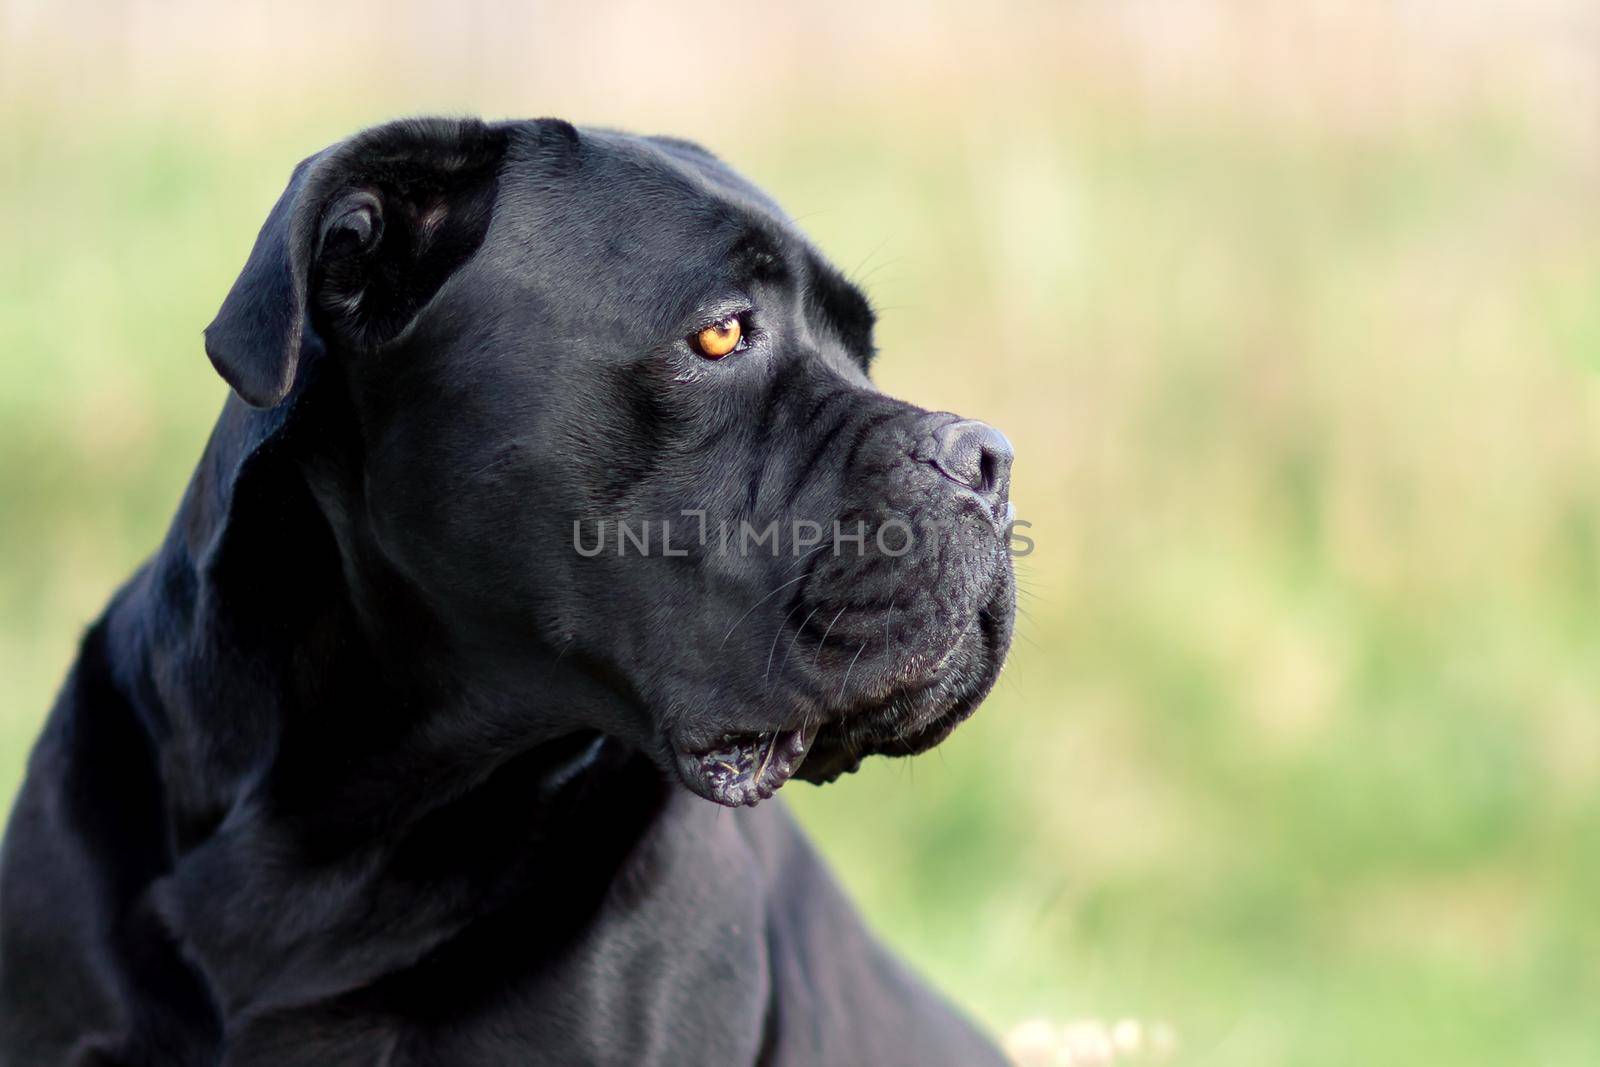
[0,117,1016,1065]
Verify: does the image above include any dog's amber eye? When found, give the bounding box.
[693,317,742,359]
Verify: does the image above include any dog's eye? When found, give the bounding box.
[692,316,743,359]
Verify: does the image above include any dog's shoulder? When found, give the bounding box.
[0,610,212,1064]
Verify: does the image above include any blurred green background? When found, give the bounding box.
[4,2,1600,1063]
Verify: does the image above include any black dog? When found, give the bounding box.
[0,117,1016,1065]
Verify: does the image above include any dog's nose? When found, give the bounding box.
[924,419,1013,506]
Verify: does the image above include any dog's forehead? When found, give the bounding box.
[632,134,789,218]
[584,127,788,219]
[496,123,799,264]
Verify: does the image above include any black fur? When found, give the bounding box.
[0,117,1016,1065]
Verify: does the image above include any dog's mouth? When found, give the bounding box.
[669,574,1012,808]
[671,724,821,807]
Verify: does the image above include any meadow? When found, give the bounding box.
[4,4,1600,1063]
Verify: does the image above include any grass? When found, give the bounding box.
[4,11,1600,1062]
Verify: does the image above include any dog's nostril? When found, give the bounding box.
[925,419,1013,505]
[978,449,999,493]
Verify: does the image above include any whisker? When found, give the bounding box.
[718,571,810,650]
[848,234,893,283]
[813,605,848,668]
[883,563,906,647]
[837,640,869,704]
[765,598,810,687]
[780,541,830,577]
[779,605,822,677]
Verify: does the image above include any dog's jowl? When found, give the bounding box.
[0,117,1016,1066]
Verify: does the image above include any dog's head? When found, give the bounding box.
[205,117,1015,807]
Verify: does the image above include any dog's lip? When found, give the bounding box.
[796,570,1013,785]
[671,723,821,808]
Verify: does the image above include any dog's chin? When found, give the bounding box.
[672,575,1014,808]
[794,596,1010,786]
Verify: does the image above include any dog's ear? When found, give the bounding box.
[204,118,509,408]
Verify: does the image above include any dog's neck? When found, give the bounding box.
[95,377,663,1018]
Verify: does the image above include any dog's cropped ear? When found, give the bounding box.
[204,118,509,408]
